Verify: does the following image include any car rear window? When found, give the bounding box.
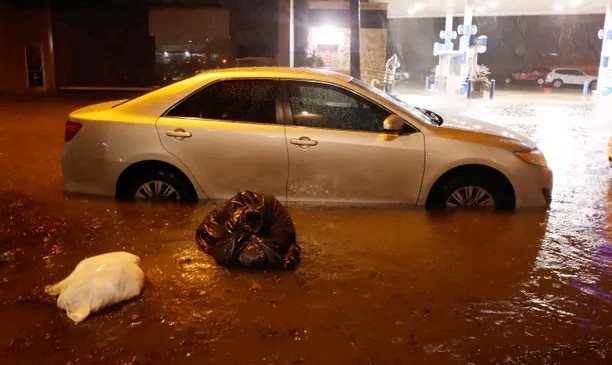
[166,79,277,124]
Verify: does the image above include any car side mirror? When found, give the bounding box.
[416,107,443,125]
[383,114,406,132]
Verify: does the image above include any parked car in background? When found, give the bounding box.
[545,68,598,89]
[504,67,551,85]
[62,67,552,210]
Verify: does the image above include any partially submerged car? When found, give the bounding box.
[62,67,552,209]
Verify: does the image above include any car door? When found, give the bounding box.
[567,69,583,85]
[156,79,288,199]
[575,69,589,85]
[282,80,425,204]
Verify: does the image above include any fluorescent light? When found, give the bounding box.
[488,1,498,8]
[414,2,424,9]
[569,0,582,7]
[554,4,564,11]
[476,6,486,13]
[312,26,342,45]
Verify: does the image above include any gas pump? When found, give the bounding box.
[457,23,488,96]
[598,27,612,97]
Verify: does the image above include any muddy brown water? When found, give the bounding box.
[0,94,610,364]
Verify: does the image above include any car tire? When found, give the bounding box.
[552,79,563,88]
[427,173,514,210]
[119,169,197,202]
[589,80,598,90]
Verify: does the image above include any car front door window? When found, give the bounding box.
[286,81,390,132]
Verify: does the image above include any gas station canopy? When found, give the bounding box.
[371,0,610,18]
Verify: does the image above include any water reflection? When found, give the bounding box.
[462,100,612,330]
[1,96,611,363]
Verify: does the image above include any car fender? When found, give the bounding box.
[118,152,209,199]
[418,151,518,206]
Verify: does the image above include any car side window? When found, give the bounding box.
[556,69,569,75]
[286,81,390,132]
[167,79,277,124]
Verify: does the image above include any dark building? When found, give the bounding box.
[0,0,269,93]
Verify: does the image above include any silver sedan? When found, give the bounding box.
[62,67,552,209]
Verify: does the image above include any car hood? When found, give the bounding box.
[433,114,537,150]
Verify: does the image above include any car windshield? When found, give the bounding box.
[349,78,437,126]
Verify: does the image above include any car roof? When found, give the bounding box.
[194,67,353,82]
[114,67,354,117]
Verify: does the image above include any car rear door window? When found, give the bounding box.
[167,79,277,124]
[286,81,390,132]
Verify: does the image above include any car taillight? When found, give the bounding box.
[65,121,82,142]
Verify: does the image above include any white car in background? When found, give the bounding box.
[545,68,598,89]
[62,67,553,210]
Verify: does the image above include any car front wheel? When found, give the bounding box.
[427,174,515,210]
[119,169,197,202]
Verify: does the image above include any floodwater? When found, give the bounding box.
[0,91,611,364]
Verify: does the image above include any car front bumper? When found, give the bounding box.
[513,165,554,209]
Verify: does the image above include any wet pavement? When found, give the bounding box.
[0,91,611,364]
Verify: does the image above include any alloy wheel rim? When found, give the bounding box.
[134,180,180,200]
[446,186,495,208]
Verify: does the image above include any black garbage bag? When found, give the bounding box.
[196,190,301,269]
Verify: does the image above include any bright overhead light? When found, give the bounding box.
[414,2,424,9]
[569,0,582,7]
[488,1,498,8]
[407,9,416,15]
[476,6,486,13]
[312,25,342,45]
[554,4,564,11]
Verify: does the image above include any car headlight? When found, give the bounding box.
[515,149,548,167]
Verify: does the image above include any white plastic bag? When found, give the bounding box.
[45,251,144,324]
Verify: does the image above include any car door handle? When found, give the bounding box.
[166,129,192,139]
[290,136,318,148]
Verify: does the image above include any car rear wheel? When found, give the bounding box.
[119,169,197,202]
[552,79,563,88]
[427,173,514,210]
